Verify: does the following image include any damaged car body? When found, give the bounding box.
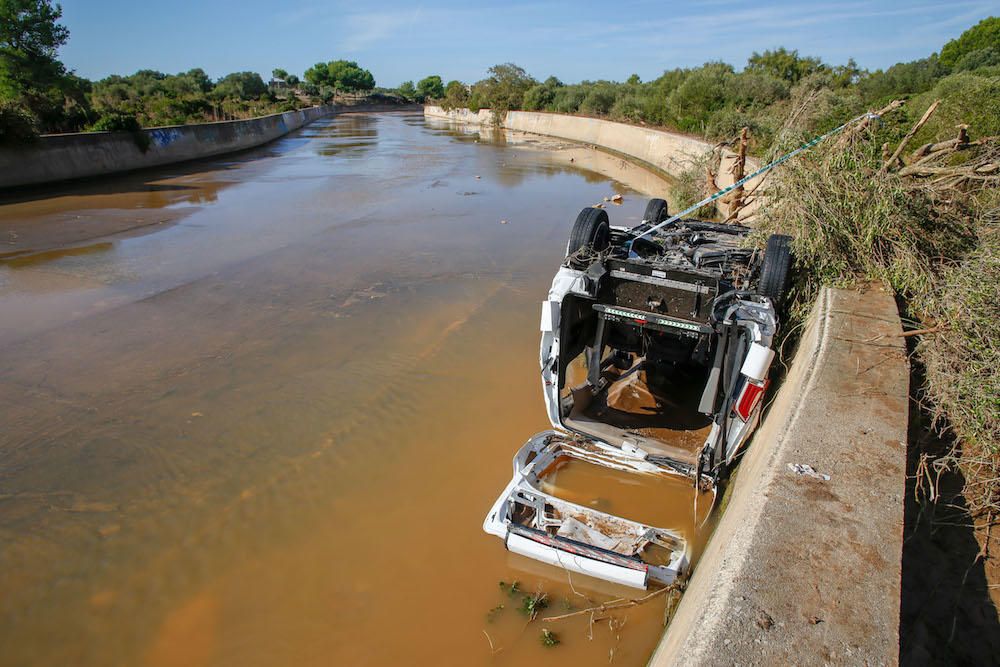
[485,199,791,589]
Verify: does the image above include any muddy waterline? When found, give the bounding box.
[0,112,705,666]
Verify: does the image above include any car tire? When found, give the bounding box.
[643,198,669,224]
[567,207,611,256]
[758,234,793,304]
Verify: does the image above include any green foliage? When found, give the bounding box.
[667,62,734,132]
[0,0,69,98]
[440,79,468,110]
[746,47,824,83]
[214,71,267,100]
[271,68,288,81]
[331,59,375,92]
[308,59,376,93]
[540,629,560,647]
[0,98,38,144]
[89,111,141,132]
[396,80,416,100]
[858,56,948,103]
[955,47,1000,71]
[519,591,548,619]
[939,17,1000,67]
[416,75,444,101]
[911,71,1000,142]
[472,63,536,116]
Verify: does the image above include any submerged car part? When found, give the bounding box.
[483,431,711,588]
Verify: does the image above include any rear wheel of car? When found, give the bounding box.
[758,234,793,304]
[567,207,611,256]
[643,198,669,224]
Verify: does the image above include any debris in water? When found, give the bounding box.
[500,219,508,225]
[787,463,830,481]
[593,203,605,208]
[486,604,504,622]
[603,196,611,202]
[499,580,521,597]
[611,194,623,203]
[475,175,481,179]
[541,629,560,647]
[520,591,548,620]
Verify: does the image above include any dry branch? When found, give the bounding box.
[540,583,680,622]
[882,99,940,172]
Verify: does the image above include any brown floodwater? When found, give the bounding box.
[0,112,702,666]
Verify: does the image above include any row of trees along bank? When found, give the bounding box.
[0,1,398,142]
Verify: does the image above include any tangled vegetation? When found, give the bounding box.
[756,99,999,516]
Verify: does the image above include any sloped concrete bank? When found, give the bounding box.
[423,105,763,218]
[652,286,908,665]
[0,105,336,189]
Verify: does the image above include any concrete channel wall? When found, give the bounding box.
[423,105,763,219]
[0,105,335,189]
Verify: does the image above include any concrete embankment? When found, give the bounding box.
[0,105,337,189]
[653,286,908,665]
[423,105,763,219]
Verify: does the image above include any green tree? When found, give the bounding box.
[940,17,1000,67]
[326,60,375,93]
[397,80,416,100]
[271,68,289,81]
[214,72,267,100]
[441,80,467,109]
[746,47,824,83]
[417,75,444,100]
[0,0,69,98]
[304,62,331,87]
[286,73,300,87]
[474,63,536,114]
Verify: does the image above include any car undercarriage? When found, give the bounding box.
[485,199,791,588]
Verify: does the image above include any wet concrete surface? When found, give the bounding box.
[0,112,697,665]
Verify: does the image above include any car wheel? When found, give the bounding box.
[643,198,669,224]
[758,234,793,304]
[567,207,610,257]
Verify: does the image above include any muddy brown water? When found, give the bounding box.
[0,112,705,666]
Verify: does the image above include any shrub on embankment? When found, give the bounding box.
[755,100,999,515]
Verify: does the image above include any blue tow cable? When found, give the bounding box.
[629,110,882,245]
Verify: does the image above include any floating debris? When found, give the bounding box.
[541,629,560,647]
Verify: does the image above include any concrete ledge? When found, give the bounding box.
[0,105,336,189]
[651,286,908,666]
[423,105,762,219]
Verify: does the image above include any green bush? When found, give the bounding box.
[0,100,40,145]
[90,112,142,132]
[911,72,1000,143]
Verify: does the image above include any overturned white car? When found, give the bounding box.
[485,199,791,589]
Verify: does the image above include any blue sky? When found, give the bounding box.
[58,0,999,86]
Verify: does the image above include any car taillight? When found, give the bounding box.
[734,379,769,421]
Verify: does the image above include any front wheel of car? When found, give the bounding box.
[567,207,610,257]
[758,234,793,304]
